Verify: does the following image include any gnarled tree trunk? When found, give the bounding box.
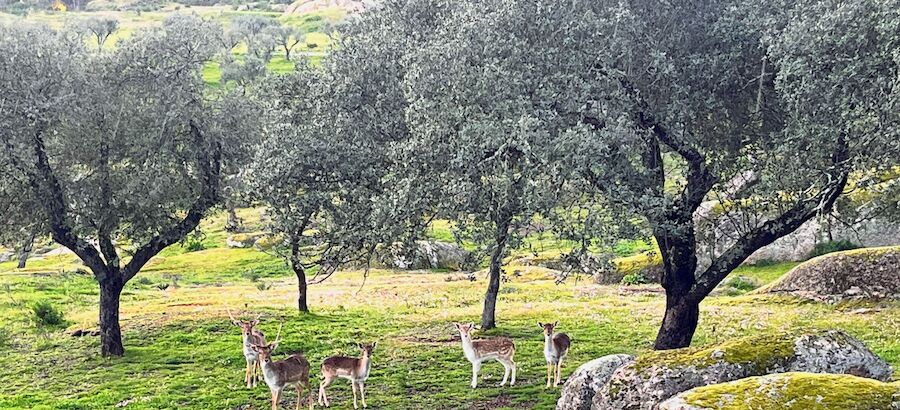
[17,234,35,269]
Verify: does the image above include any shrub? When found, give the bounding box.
[256,281,272,291]
[808,240,860,259]
[32,300,67,328]
[156,283,170,291]
[135,277,153,286]
[721,275,759,295]
[184,236,205,252]
[620,272,649,286]
[241,269,262,282]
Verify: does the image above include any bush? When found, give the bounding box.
[32,300,68,328]
[135,277,153,286]
[808,240,860,259]
[721,275,759,295]
[256,281,272,291]
[184,236,205,252]
[620,272,649,286]
[241,269,262,282]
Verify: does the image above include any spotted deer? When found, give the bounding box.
[319,342,376,409]
[252,325,314,410]
[453,322,516,388]
[228,307,265,388]
[540,321,570,387]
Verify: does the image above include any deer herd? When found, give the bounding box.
[229,309,571,410]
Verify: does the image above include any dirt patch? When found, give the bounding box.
[468,393,534,410]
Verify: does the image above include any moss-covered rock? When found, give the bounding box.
[659,372,900,410]
[758,246,900,301]
[592,330,893,410]
[557,354,635,410]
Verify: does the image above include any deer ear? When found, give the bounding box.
[538,322,544,328]
[453,322,461,330]
[371,342,377,350]
[250,319,260,327]
[269,342,279,351]
[553,321,559,328]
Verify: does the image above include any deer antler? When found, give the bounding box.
[272,322,283,347]
[226,306,238,322]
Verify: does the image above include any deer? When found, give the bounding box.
[251,324,314,410]
[318,342,376,409]
[228,307,265,388]
[453,322,516,389]
[540,321,571,388]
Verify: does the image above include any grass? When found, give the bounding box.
[0,210,896,409]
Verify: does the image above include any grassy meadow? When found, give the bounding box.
[0,208,898,409]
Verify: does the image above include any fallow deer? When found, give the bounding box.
[252,325,314,410]
[319,342,376,409]
[228,307,265,388]
[540,321,570,387]
[453,322,516,388]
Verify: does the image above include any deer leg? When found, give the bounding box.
[470,361,481,389]
[272,388,282,410]
[510,360,517,386]
[499,360,510,386]
[359,381,367,408]
[319,376,333,407]
[351,380,359,409]
[555,359,563,386]
[295,384,303,410]
[546,362,552,388]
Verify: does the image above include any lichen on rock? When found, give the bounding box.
[556,354,635,410]
[659,372,900,410]
[592,330,893,410]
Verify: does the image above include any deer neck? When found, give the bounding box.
[460,334,477,360]
[544,333,555,352]
[357,353,372,376]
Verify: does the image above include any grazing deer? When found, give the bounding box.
[453,322,516,389]
[252,325,314,410]
[319,342,376,409]
[228,307,265,388]
[540,321,570,388]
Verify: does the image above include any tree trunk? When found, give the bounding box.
[294,264,309,313]
[225,204,242,233]
[17,234,35,269]
[481,217,511,330]
[289,232,309,313]
[654,292,700,349]
[653,221,700,350]
[99,277,125,357]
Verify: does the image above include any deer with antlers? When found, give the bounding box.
[252,324,314,410]
[319,342,376,409]
[228,307,266,388]
[453,322,516,388]
[539,321,570,388]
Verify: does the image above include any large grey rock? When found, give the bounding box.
[380,241,471,271]
[659,372,900,410]
[759,246,900,300]
[557,354,634,410]
[592,330,893,410]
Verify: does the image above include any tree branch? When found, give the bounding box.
[123,121,221,281]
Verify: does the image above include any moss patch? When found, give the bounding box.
[681,372,900,410]
[633,332,796,374]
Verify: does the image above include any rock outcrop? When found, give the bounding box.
[659,372,900,410]
[592,330,893,410]
[557,354,635,410]
[759,246,900,300]
[378,241,471,271]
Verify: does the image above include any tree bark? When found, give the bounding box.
[17,234,34,269]
[225,203,242,233]
[481,216,511,330]
[289,220,312,313]
[654,292,700,349]
[99,276,125,357]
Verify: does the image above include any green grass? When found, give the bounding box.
[0,209,896,409]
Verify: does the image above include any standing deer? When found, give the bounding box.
[252,325,314,410]
[319,342,376,409]
[228,307,265,388]
[539,321,570,388]
[453,322,516,388]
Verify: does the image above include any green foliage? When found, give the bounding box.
[31,300,67,328]
[720,276,760,296]
[809,240,861,259]
[183,236,206,253]
[620,273,649,286]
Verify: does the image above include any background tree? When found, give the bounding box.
[0,16,261,356]
[266,24,304,62]
[249,66,390,313]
